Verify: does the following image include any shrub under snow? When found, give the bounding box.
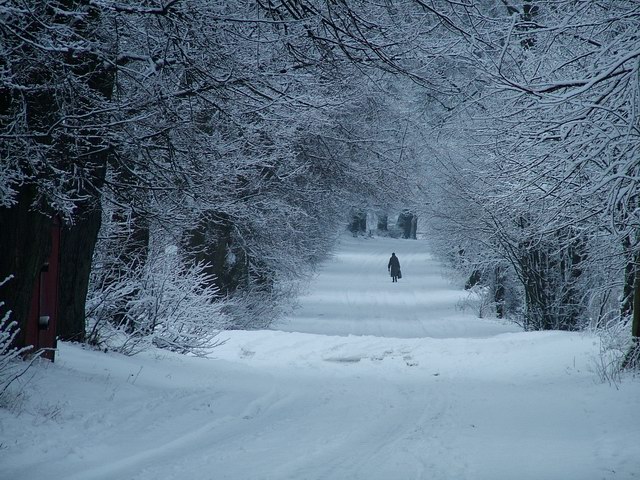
[87,248,229,356]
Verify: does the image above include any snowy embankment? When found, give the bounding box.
[1,236,639,480]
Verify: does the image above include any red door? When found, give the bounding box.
[24,218,61,361]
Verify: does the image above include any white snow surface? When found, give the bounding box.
[2,236,639,480]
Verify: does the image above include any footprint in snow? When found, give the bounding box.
[403,355,419,367]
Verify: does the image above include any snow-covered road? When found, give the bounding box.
[2,236,639,480]
[274,235,519,338]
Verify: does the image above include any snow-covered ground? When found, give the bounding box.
[2,236,639,480]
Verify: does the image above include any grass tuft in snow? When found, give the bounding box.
[0,281,41,409]
[590,317,637,387]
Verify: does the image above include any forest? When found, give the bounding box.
[1,0,639,375]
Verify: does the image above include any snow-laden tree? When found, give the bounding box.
[479,1,639,341]
[421,0,639,343]
[1,0,461,347]
[5,0,637,361]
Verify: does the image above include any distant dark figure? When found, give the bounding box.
[388,252,401,283]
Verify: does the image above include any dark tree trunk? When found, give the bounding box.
[97,163,151,332]
[397,211,416,239]
[558,235,586,329]
[54,8,116,338]
[0,185,53,347]
[494,266,506,319]
[183,212,248,296]
[0,23,59,347]
[621,234,635,318]
[120,213,150,273]
[377,214,388,231]
[55,70,115,339]
[465,270,482,290]
[520,244,555,330]
[349,211,367,235]
[517,223,585,331]
[623,249,640,369]
[632,259,640,339]
[57,201,104,341]
[110,207,150,333]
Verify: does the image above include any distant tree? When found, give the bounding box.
[422,0,639,339]
[377,214,388,231]
[397,211,417,240]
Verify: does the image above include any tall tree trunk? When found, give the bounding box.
[0,33,59,347]
[621,234,635,318]
[349,211,367,235]
[410,215,417,239]
[632,257,640,339]
[623,250,640,369]
[57,200,104,341]
[55,8,116,340]
[494,266,506,319]
[183,212,247,296]
[558,234,586,330]
[107,204,150,333]
[397,211,415,239]
[0,185,53,347]
[518,226,585,331]
[520,246,554,330]
[377,214,388,231]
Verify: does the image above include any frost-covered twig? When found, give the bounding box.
[0,297,38,401]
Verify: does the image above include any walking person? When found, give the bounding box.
[388,252,401,283]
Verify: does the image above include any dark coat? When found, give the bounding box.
[388,254,401,277]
